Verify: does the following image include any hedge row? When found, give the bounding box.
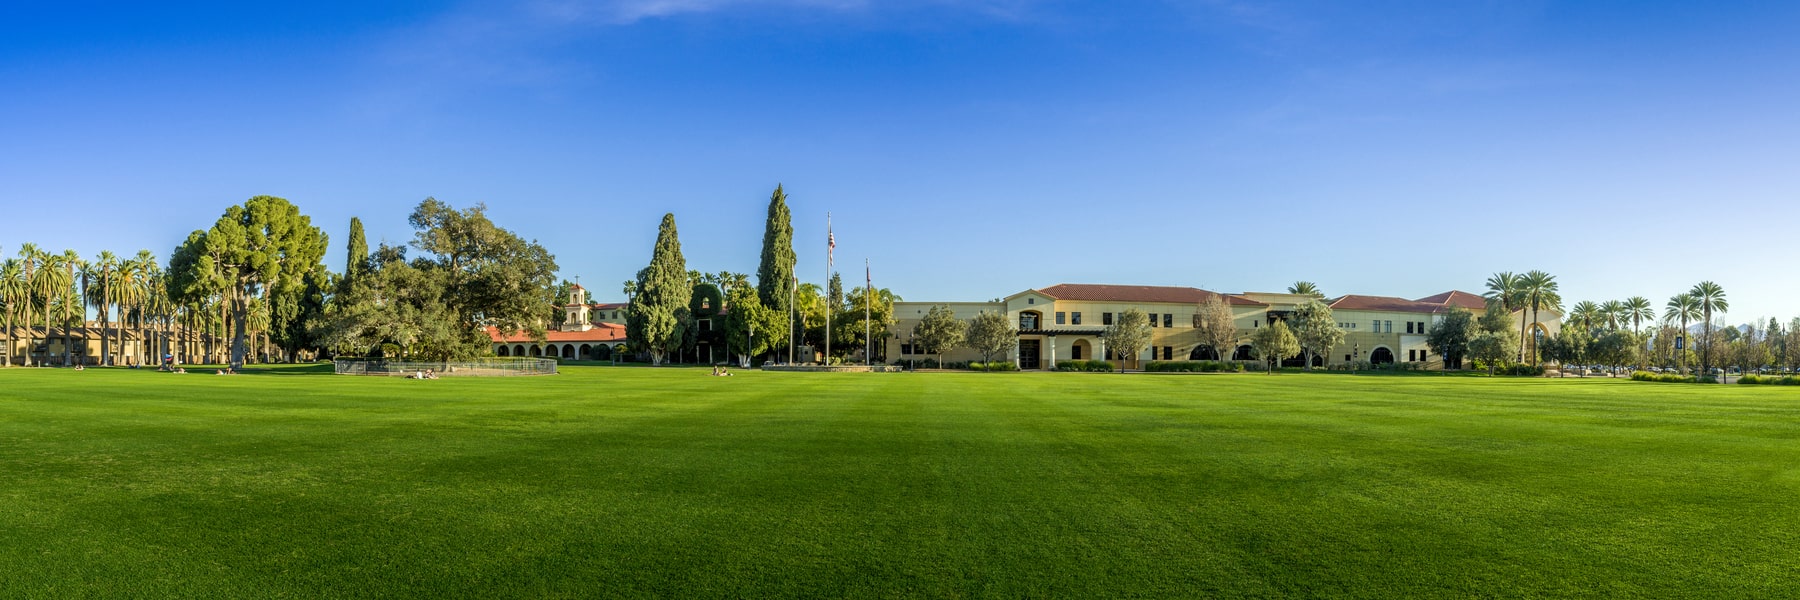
[1143,361,1244,373]
[1738,374,1800,385]
[1630,371,1720,384]
[1055,360,1115,372]
[968,361,1019,372]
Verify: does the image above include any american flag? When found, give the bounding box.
[827,217,835,267]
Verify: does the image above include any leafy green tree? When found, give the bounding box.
[1250,318,1300,374]
[1689,281,1728,373]
[1569,300,1600,331]
[629,213,691,365]
[1426,306,1476,370]
[1104,308,1153,371]
[345,216,368,281]
[1291,299,1343,370]
[756,185,795,354]
[1537,331,1584,377]
[1478,302,1513,336]
[407,198,559,359]
[1468,331,1510,375]
[1287,281,1323,298]
[837,286,899,363]
[1192,295,1238,363]
[722,285,778,366]
[1589,329,1634,376]
[967,309,1017,365]
[171,196,329,368]
[912,304,966,368]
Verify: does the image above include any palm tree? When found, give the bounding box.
[1624,296,1654,336]
[129,250,158,366]
[85,252,119,365]
[16,244,41,366]
[1483,271,1524,361]
[1287,281,1323,298]
[1624,296,1655,369]
[0,259,24,367]
[1689,281,1728,374]
[58,250,82,366]
[1600,300,1626,331]
[1569,301,1600,331]
[32,251,71,366]
[1518,270,1560,365]
[1665,294,1701,375]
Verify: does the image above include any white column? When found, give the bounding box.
[1047,335,1058,370]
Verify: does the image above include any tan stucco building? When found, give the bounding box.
[886,284,1561,370]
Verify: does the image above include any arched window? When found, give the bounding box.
[1370,347,1395,364]
[1232,345,1255,361]
[1189,345,1220,361]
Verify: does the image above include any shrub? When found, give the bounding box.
[1697,375,1719,384]
[1739,374,1763,385]
[1782,376,1800,386]
[969,361,1018,372]
[1503,364,1546,377]
[1145,361,1218,372]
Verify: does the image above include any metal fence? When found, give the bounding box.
[333,357,558,377]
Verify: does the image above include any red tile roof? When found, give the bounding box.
[1034,283,1265,306]
[1414,290,1488,311]
[1328,295,1442,313]
[487,323,627,343]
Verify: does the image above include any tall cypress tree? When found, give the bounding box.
[345,217,368,279]
[755,185,795,351]
[630,213,691,365]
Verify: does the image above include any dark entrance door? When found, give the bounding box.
[1018,339,1040,370]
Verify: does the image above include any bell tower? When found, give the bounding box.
[564,284,591,331]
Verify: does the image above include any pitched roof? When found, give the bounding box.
[1414,290,1488,311]
[486,323,627,343]
[1328,294,1442,314]
[1033,283,1265,306]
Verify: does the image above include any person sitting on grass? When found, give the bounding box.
[74,364,85,371]
[215,369,225,375]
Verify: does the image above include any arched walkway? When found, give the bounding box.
[1188,345,1220,361]
[530,345,542,357]
[579,344,592,359]
[1232,345,1254,361]
[1071,339,1091,361]
[594,345,612,360]
[496,345,510,356]
[514,344,525,357]
[561,344,575,359]
[1370,347,1395,365]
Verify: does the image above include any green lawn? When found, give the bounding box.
[2,366,1797,598]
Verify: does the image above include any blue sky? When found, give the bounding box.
[3,1,1798,323]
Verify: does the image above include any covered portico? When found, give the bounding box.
[1013,328,1107,370]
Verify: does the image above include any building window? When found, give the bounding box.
[1103,312,1113,325]
[1163,314,1172,328]
[1056,312,1066,325]
[1419,321,1426,333]
[1372,320,1379,332]
[1028,298,1035,304]
[1162,346,1172,360]
[1150,316,1158,328]
[1386,320,1394,333]
[1021,313,1039,329]
[1071,345,1083,360]
[1254,320,1259,328]
[1409,349,1416,361]
[1406,322,1414,334]
[900,344,912,355]
[699,319,711,331]
[1071,312,1081,325]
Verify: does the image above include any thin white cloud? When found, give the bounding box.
[525,0,1039,24]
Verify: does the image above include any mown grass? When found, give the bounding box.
[1,365,1797,598]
